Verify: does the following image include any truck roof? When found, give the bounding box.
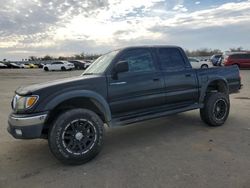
[120,45,181,51]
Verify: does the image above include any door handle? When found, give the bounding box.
[185,74,191,77]
[110,81,127,86]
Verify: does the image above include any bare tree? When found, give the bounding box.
[42,55,53,61]
[229,47,243,52]
[29,56,37,61]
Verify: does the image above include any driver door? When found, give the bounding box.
[107,48,165,115]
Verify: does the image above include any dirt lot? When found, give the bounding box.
[0,69,249,188]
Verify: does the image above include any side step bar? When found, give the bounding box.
[111,103,203,127]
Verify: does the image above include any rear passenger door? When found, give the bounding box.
[57,62,64,70]
[157,47,199,106]
[51,62,60,70]
[107,48,165,115]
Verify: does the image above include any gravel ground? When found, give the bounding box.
[0,68,249,188]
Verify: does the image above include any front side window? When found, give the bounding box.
[119,49,155,73]
[158,48,185,70]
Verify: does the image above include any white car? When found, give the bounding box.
[188,58,213,69]
[0,62,7,68]
[43,61,75,71]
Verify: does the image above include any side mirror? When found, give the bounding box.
[112,61,129,79]
[115,61,129,73]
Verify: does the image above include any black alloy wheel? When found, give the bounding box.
[48,108,104,165]
[200,92,230,126]
[62,119,97,155]
[213,99,227,121]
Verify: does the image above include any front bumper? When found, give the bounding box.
[7,112,48,139]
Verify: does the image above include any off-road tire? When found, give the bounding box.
[200,92,230,126]
[48,108,104,165]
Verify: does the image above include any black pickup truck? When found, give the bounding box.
[8,46,241,165]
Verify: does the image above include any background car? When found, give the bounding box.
[37,63,44,68]
[10,63,22,68]
[29,63,39,68]
[210,54,222,66]
[0,62,7,68]
[68,60,86,69]
[223,52,250,68]
[84,60,92,68]
[24,63,32,68]
[188,57,213,69]
[20,63,30,68]
[10,62,26,68]
[4,62,21,68]
[43,61,75,71]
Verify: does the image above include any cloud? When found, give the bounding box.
[0,0,250,60]
[172,4,188,12]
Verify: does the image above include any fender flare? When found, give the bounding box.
[199,77,229,103]
[43,90,112,124]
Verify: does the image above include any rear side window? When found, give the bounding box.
[230,54,250,59]
[118,49,155,73]
[158,48,185,70]
[246,54,250,59]
[231,54,241,59]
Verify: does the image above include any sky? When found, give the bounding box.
[0,0,250,60]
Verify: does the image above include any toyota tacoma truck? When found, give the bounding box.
[7,46,242,165]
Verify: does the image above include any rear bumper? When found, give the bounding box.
[7,112,47,139]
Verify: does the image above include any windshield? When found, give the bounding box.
[83,50,119,75]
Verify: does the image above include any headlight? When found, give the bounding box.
[12,95,39,111]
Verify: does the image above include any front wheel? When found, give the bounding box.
[200,92,230,126]
[48,108,104,165]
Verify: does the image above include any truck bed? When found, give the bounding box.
[196,65,241,94]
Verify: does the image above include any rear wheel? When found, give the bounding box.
[48,108,104,165]
[233,64,240,69]
[200,92,230,126]
[201,64,208,69]
[44,67,49,71]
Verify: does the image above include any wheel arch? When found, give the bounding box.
[199,78,229,103]
[43,90,112,128]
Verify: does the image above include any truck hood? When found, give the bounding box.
[16,75,98,95]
